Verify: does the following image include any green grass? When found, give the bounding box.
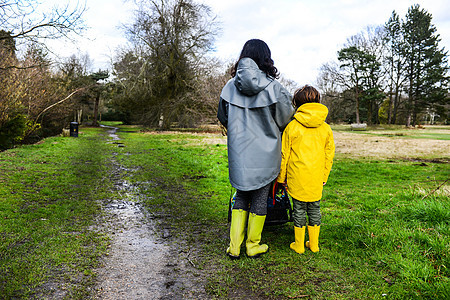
[114,126,449,299]
[331,124,450,140]
[99,121,123,126]
[1,124,448,299]
[0,127,112,299]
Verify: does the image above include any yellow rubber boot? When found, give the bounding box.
[290,226,305,254]
[305,225,320,253]
[246,213,269,258]
[226,209,248,259]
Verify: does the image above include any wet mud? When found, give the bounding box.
[95,126,209,299]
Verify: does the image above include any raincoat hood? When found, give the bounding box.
[220,58,279,109]
[294,103,329,128]
[234,57,272,96]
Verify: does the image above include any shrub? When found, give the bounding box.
[0,114,29,150]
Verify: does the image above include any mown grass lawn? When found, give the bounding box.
[0,124,448,299]
[0,128,112,298]
[116,125,449,299]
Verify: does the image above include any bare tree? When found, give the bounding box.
[0,1,87,148]
[192,57,231,125]
[317,62,355,123]
[0,0,85,71]
[116,0,219,128]
[0,0,85,42]
[279,76,300,95]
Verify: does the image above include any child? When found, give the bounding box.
[277,85,335,254]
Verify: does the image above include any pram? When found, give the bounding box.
[228,181,292,225]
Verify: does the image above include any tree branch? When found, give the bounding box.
[421,179,449,200]
[34,87,88,122]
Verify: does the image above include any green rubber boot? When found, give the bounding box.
[290,226,305,254]
[246,213,268,258]
[306,225,320,253]
[226,209,248,259]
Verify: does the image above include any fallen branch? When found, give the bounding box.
[34,87,87,122]
[186,251,196,268]
[22,87,90,140]
[187,256,196,268]
[421,179,449,200]
[0,64,50,71]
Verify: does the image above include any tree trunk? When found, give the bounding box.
[412,108,417,126]
[388,91,393,124]
[367,99,373,125]
[158,113,164,129]
[77,109,82,124]
[406,97,413,127]
[93,93,100,127]
[373,101,380,124]
[388,59,394,124]
[392,92,399,124]
[355,85,361,124]
[406,57,414,127]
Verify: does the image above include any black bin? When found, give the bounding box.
[70,122,79,137]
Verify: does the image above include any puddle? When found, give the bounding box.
[95,126,208,299]
[100,125,121,141]
[100,125,125,147]
[96,198,172,299]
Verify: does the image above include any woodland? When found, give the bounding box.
[0,0,448,150]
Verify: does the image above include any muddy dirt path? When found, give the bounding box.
[94,126,209,299]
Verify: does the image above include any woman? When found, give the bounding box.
[217,39,294,258]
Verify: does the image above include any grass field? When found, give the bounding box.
[115,124,449,299]
[0,128,112,298]
[0,124,449,299]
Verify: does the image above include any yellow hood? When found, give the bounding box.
[277,103,335,202]
[294,103,328,128]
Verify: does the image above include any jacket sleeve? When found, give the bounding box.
[217,98,229,129]
[272,86,294,131]
[323,128,335,183]
[277,126,291,183]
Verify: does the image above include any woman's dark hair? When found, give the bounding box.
[231,39,279,79]
[292,85,320,109]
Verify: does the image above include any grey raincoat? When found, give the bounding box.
[217,58,294,191]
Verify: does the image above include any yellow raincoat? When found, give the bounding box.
[277,103,335,202]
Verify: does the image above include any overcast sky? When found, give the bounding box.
[46,0,450,86]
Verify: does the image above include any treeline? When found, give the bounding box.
[1,1,449,150]
[109,0,227,128]
[318,4,449,126]
[0,35,110,150]
[0,0,228,151]
[0,0,100,150]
